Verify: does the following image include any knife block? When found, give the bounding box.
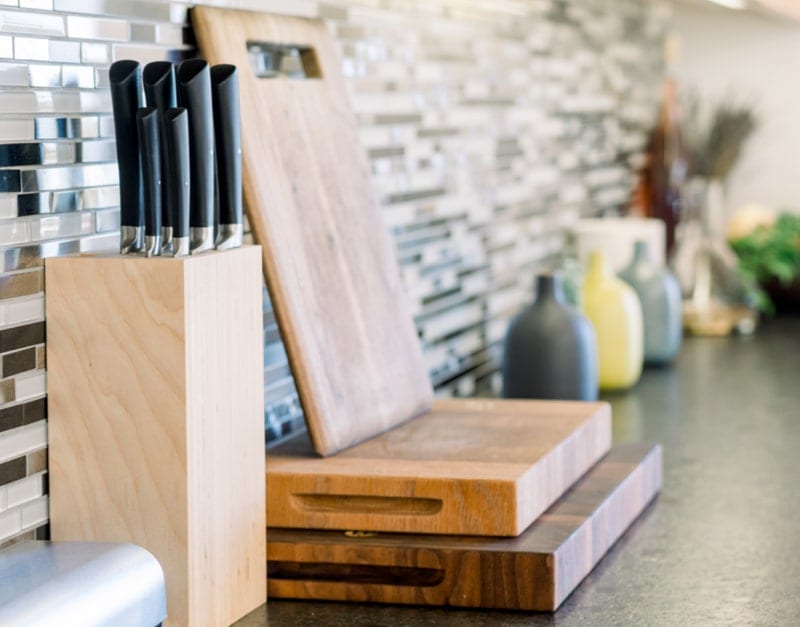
[44,246,265,627]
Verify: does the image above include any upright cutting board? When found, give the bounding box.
[192,8,612,537]
[268,443,663,611]
[191,7,432,456]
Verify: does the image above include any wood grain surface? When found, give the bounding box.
[267,399,612,536]
[267,443,662,611]
[191,7,433,456]
[46,248,266,627]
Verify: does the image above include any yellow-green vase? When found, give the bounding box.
[581,251,644,391]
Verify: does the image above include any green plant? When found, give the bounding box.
[729,212,800,313]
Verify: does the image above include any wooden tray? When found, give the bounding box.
[267,398,611,536]
[268,443,662,611]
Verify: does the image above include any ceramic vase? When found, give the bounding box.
[581,251,644,391]
[619,241,682,365]
[502,274,598,401]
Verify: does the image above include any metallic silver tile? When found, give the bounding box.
[0,220,29,247]
[0,239,76,272]
[17,191,80,216]
[0,119,34,142]
[78,231,116,253]
[35,116,99,139]
[0,11,65,37]
[0,171,21,194]
[80,42,108,64]
[94,67,108,89]
[0,142,73,167]
[0,35,12,59]
[20,163,117,192]
[61,64,94,88]
[20,0,54,9]
[155,23,184,46]
[13,37,49,62]
[49,40,81,64]
[0,63,29,87]
[169,3,188,25]
[129,23,155,43]
[28,64,61,88]
[78,90,111,113]
[81,185,118,209]
[0,195,17,220]
[30,211,93,241]
[98,115,114,137]
[75,139,114,163]
[54,0,171,21]
[111,44,171,65]
[94,207,119,233]
[66,16,128,42]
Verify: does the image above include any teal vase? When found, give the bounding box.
[619,241,682,365]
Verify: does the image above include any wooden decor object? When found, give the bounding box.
[268,443,662,611]
[45,247,266,627]
[267,398,611,536]
[191,7,433,456]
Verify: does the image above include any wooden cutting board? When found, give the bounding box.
[193,7,615,538]
[267,398,611,536]
[191,7,432,456]
[268,443,662,611]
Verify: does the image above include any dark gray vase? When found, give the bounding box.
[502,274,598,401]
[619,241,683,365]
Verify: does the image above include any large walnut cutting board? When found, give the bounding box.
[192,7,432,456]
[267,399,611,536]
[268,443,662,611]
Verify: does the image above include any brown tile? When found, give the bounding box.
[0,378,14,404]
[0,457,25,485]
[26,448,47,474]
[0,269,42,300]
[0,529,35,550]
[2,347,35,377]
[36,345,45,369]
[0,322,45,353]
[0,403,23,433]
[22,398,46,424]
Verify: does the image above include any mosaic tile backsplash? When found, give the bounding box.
[0,0,668,547]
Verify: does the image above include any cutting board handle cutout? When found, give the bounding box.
[246,40,322,79]
[268,561,446,587]
[291,493,443,517]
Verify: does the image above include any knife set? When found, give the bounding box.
[109,59,243,257]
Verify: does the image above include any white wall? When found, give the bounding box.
[672,2,800,215]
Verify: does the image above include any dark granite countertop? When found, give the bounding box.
[238,316,800,626]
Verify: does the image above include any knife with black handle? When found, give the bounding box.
[210,64,242,250]
[137,107,162,257]
[110,60,144,254]
[143,61,177,254]
[164,107,191,257]
[177,59,215,255]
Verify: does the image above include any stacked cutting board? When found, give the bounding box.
[192,7,662,612]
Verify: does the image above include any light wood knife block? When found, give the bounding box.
[45,246,266,627]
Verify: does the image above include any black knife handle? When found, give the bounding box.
[210,64,242,230]
[143,62,177,234]
[137,108,162,256]
[109,60,143,238]
[164,108,190,246]
[177,59,215,235]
